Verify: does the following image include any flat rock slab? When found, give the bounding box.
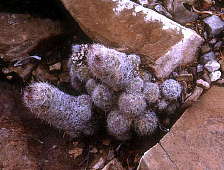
[0,116,38,170]
[138,86,224,169]
[0,13,63,62]
[60,0,203,78]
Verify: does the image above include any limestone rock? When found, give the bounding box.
[138,86,224,169]
[60,0,203,78]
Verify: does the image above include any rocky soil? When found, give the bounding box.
[0,0,223,169]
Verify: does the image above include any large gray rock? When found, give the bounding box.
[60,0,203,78]
[138,86,224,169]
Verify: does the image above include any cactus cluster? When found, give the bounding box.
[23,43,182,141]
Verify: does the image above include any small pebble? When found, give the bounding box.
[90,147,98,153]
[196,79,210,89]
[68,148,83,159]
[197,64,204,73]
[203,15,224,36]
[204,60,220,72]
[92,157,105,170]
[200,51,215,64]
[137,0,148,6]
[49,62,61,71]
[209,38,217,44]
[209,71,221,82]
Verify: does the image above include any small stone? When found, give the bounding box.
[203,15,224,36]
[137,0,149,6]
[6,75,13,80]
[102,158,125,170]
[106,150,115,161]
[200,51,215,64]
[154,4,172,18]
[209,71,221,82]
[197,64,204,73]
[204,60,220,72]
[209,38,217,45]
[92,157,105,170]
[68,148,83,159]
[90,147,98,153]
[49,62,61,71]
[102,139,111,146]
[196,79,210,89]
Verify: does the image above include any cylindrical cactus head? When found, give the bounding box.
[91,84,114,111]
[118,93,147,117]
[133,111,158,136]
[23,82,53,109]
[23,82,94,138]
[125,77,144,94]
[107,110,132,141]
[87,44,137,91]
[143,82,160,104]
[161,79,182,101]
